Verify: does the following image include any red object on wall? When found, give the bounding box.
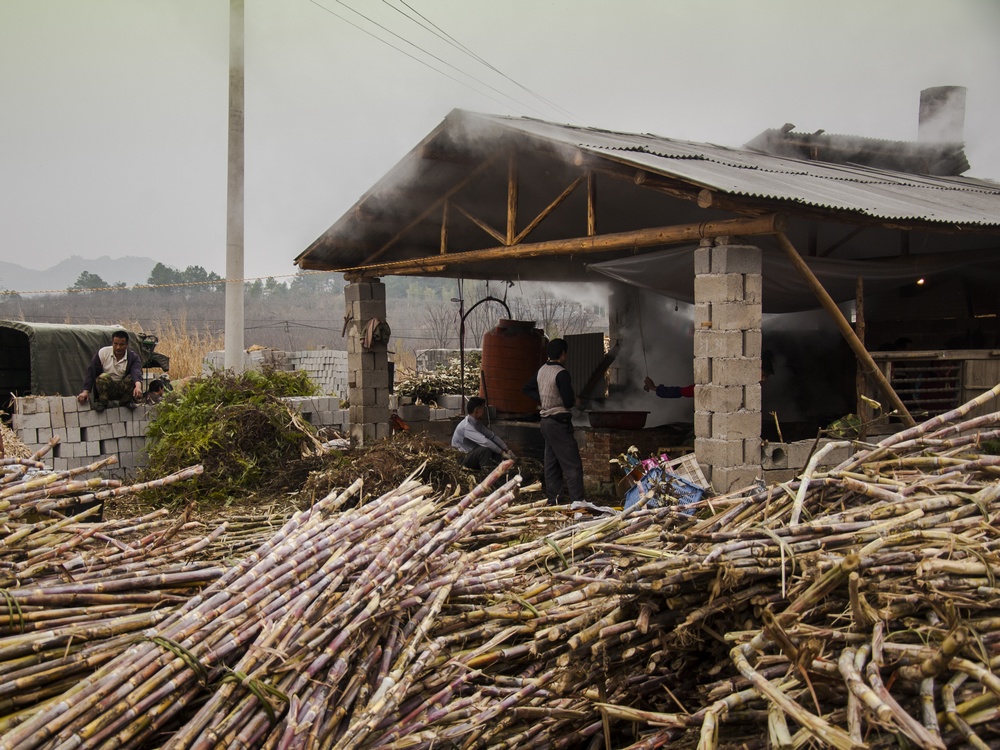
[480,320,546,415]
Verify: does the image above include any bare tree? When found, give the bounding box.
[422,301,457,348]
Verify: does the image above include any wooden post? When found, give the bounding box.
[774,232,915,428]
[855,275,869,441]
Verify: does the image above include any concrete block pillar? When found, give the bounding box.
[345,279,391,446]
[693,240,762,493]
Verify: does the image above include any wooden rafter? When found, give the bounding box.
[343,214,786,280]
[358,154,500,267]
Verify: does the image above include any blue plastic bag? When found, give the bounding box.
[623,467,706,512]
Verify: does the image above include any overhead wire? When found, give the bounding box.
[308,0,562,120]
[381,0,580,121]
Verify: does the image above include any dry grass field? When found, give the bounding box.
[123,315,224,380]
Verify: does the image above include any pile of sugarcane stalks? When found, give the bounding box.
[4,387,1000,748]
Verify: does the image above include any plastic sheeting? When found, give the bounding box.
[588,246,999,313]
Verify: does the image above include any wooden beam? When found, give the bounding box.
[454,203,506,245]
[774,231,916,428]
[587,170,596,236]
[513,174,586,245]
[507,154,517,245]
[358,154,500,267]
[440,200,449,255]
[341,214,786,279]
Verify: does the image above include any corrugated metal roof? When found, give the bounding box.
[471,112,1000,227]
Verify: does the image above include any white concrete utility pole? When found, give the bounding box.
[224,0,245,372]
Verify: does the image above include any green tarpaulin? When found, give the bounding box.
[0,321,168,398]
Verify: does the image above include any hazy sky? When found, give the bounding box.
[2,0,998,285]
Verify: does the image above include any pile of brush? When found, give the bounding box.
[2,386,1000,749]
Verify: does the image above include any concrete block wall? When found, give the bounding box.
[415,349,481,372]
[203,349,348,398]
[761,438,854,485]
[12,396,155,474]
[693,241,763,493]
[12,395,350,476]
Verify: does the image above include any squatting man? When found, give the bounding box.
[77,330,143,411]
[451,396,515,471]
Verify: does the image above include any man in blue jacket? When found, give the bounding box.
[77,330,143,411]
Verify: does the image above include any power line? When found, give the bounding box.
[308,0,554,119]
[0,269,342,297]
[384,0,579,122]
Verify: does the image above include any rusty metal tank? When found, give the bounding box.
[479,319,546,415]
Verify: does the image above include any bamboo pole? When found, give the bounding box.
[774,231,915,427]
[342,214,787,279]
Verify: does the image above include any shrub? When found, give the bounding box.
[144,366,318,502]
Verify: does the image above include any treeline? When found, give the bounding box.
[0,263,607,357]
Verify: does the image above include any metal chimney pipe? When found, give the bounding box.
[918,86,966,143]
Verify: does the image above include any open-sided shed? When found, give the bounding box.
[296,92,1000,489]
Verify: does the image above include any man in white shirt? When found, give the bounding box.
[451,396,514,471]
[77,330,144,411]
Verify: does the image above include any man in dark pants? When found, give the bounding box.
[523,338,585,505]
[77,330,144,411]
[451,396,514,470]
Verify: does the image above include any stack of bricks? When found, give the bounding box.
[282,396,349,434]
[346,280,391,445]
[12,396,154,474]
[203,349,349,399]
[11,395,353,476]
[693,241,763,493]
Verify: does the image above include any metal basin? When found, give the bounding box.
[587,410,649,430]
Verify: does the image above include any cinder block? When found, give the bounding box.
[693,302,711,327]
[17,427,38,445]
[356,369,390,389]
[711,302,761,332]
[64,427,81,443]
[18,412,51,430]
[744,274,763,304]
[79,410,102,428]
[19,398,39,415]
[711,410,761,441]
[695,437,744,467]
[762,442,789,469]
[399,404,430,421]
[64,411,80,429]
[692,357,711,385]
[86,441,101,457]
[713,358,760,387]
[694,384,744,413]
[50,401,66,429]
[694,246,711,275]
[38,428,53,444]
[112,422,127,438]
[694,274,746,303]
[694,330,744,359]
[694,410,712,439]
[745,383,762,412]
[62,397,79,413]
[710,245,761,275]
[744,437,762,465]
[438,394,464,410]
[786,440,816,469]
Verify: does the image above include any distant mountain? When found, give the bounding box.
[0,255,158,293]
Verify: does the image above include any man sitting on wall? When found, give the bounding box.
[451,396,515,471]
[77,330,144,412]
